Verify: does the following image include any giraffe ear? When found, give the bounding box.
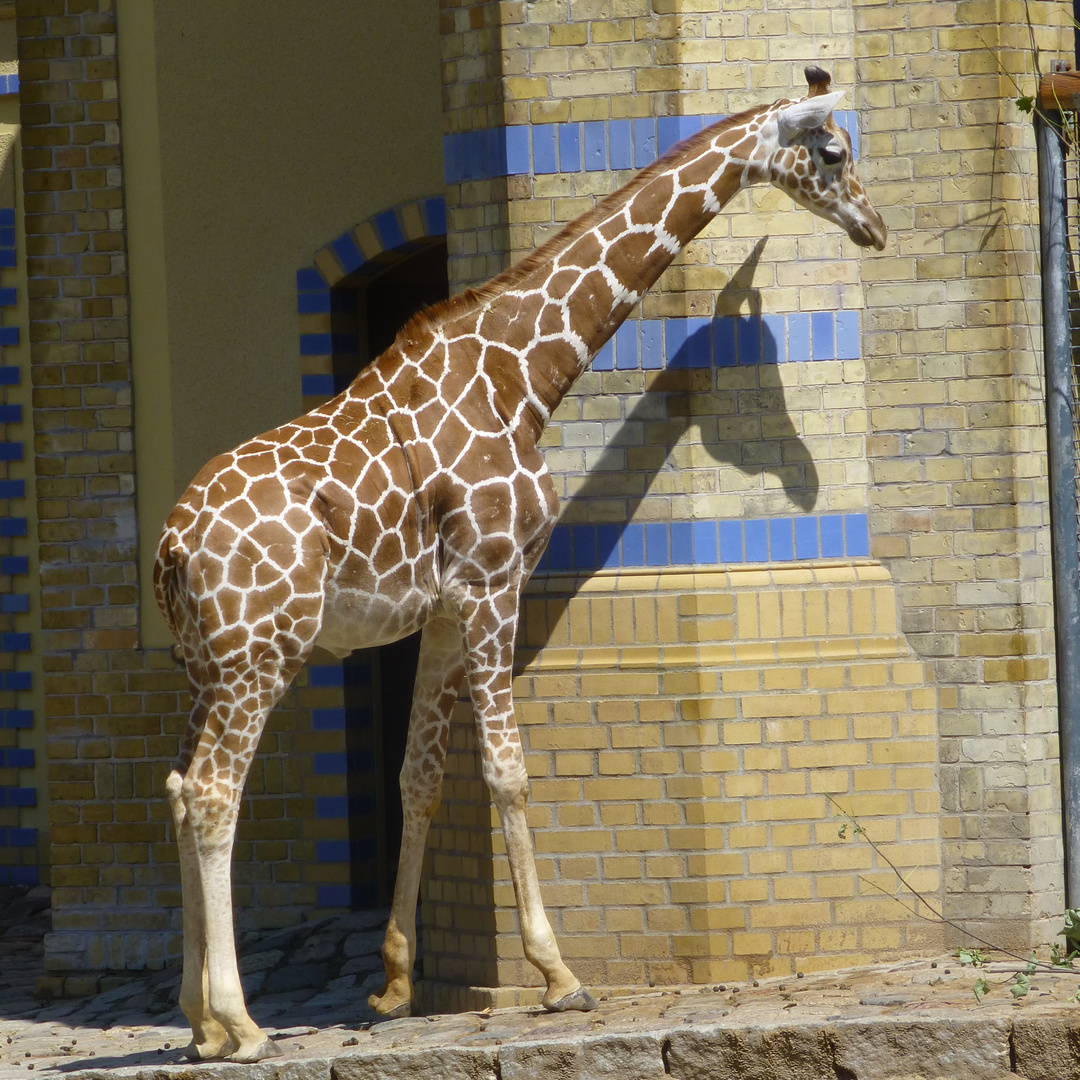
[776,89,845,142]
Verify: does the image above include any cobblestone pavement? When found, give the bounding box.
[4,885,1080,1078]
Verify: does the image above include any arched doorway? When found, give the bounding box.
[330,236,449,907]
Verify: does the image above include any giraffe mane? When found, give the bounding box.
[398,103,778,344]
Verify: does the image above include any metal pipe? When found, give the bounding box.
[1037,109,1080,907]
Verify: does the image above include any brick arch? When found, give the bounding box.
[294,195,446,909]
[296,195,447,410]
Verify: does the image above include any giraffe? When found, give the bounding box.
[155,66,886,1062]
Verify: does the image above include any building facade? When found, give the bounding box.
[1,0,1073,1007]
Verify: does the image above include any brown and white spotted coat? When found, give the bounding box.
[155,68,886,1063]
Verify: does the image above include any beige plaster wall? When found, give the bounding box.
[118,0,444,645]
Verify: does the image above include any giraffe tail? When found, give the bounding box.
[153,522,189,661]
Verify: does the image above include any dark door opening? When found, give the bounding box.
[336,239,449,908]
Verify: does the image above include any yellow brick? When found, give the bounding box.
[746,796,827,822]
[690,905,747,931]
[771,823,811,846]
[555,752,593,776]
[729,825,768,848]
[725,773,763,797]
[827,689,908,714]
[744,747,783,770]
[722,669,761,693]
[730,880,769,903]
[748,851,787,875]
[871,741,936,764]
[598,751,636,775]
[853,716,894,739]
[767,772,807,796]
[809,717,850,741]
[723,720,762,744]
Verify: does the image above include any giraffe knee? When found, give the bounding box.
[484,761,529,813]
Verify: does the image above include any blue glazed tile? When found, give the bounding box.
[633,117,656,168]
[0,327,19,347]
[318,885,353,908]
[713,317,736,367]
[443,133,460,182]
[297,292,332,315]
[300,334,333,357]
[313,752,348,776]
[533,124,558,174]
[572,524,596,570]
[762,313,785,364]
[558,123,581,172]
[836,309,860,360]
[670,522,693,565]
[645,523,668,566]
[297,268,324,290]
[308,664,344,687]
[375,210,406,252]
[744,520,769,562]
[503,126,528,175]
[719,520,744,562]
[737,316,761,365]
[9,789,34,808]
[0,518,26,537]
[685,318,711,367]
[845,513,870,557]
[769,518,794,561]
[1,595,28,614]
[615,321,638,370]
[665,318,689,368]
[820,515,845,558]
[0,479,24,498]
[316,796,349,819]
[657,116,682,156]
[583,121,606,171]
[0,228,15,247]
[547,525,573,571]
[330,232,365,275]
[0,209,13,226]
[597,524,621,568]
[0,368,18,385]
[11,868,38,888]
[1,635,29,654]
[812,311,835,361]
[0,250,16,269]
[703,114,726,130]
[4,671,30,691]
[0,557,27,575]
[11,748,34,768]
[693,520,718,563]
[621,523,645,566]
[0,405,20,423]
[0,288,16,309]
[794,516,819,560]
[312,708,347,731]
[593,338,614,371]
[609,119,633,170]
[462,130,481,179]
[301,374,335,397]
[679,115,704,141]
[316,840,351,863]
[423,196,447,237]
[788,313,811,363]
[641,320,663,370]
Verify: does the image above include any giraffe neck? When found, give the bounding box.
[465,105,780,437]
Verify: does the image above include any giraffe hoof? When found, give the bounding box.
[227,1038,283,1063]
[545,986,600,1012]
[377,1000,413,1020]
[183,1036,236,1061]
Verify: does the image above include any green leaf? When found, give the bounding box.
[959,948,988,967]
[1068,985,1080,1004]
[1062,910,1080,952]
[837,824,848,839]
[974,977,989,1003]
[1010,973,1031,999]
[1016,94,1035,114]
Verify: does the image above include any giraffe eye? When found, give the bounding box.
[820,143,845,166]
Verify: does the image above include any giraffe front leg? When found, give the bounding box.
[458,589,598,1013]
[369,617,464,1018]
[168,768,234,1060]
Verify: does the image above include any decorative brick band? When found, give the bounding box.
[444,111,860,183]
[0,199,31,886]
[536,513,870,576]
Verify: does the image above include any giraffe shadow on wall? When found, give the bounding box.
[548,236,819,587]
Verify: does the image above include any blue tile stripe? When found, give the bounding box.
[0,74,17,97]
[445,111,859,183]
[536,513,870,574]
[591,312,860,370]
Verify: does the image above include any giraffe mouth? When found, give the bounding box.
[849,217,887,251]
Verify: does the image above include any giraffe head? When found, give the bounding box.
[769,66,887,251]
